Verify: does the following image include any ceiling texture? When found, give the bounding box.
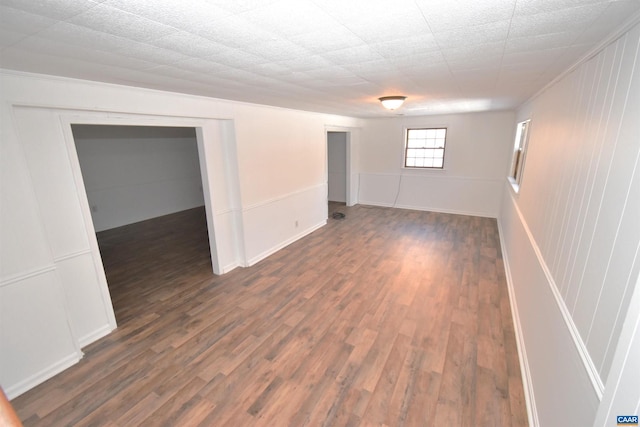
[1,0,639,117]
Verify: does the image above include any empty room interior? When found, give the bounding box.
[1,1,639,426]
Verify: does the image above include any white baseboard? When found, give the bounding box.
[221,262,241,274]
[246,220,326,267]
[358,200,497,219]
[78,324,115,348]
[497,220,539,427]
[5,352,82,400]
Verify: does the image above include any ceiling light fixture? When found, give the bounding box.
[379,96,407,110]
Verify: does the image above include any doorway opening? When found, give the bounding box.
[327,131,349,218]
[71,124,213,322]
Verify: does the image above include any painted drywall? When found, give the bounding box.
[0,70,360,398]
[327,131,347,202]
[358,111,514,217]
[498,21,640,426]
[73,125,204,232]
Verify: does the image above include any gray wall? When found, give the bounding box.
[73,125,204,231]
[327,131,347,202]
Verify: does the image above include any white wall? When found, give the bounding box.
[0,70,360,398]
[73,125,204,232]
[358,111,514,217]
[327,131,347,202]
[498,21,640,426]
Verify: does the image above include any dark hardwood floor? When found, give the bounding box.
[11,203,528,426]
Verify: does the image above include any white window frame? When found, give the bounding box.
[403,127,448,169]
[509,119,531,193]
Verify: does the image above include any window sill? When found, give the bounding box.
[402,166,447,172]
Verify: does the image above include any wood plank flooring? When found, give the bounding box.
[11,203,528,426]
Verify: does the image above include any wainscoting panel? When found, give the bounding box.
[499,188,600,426]
[358,172,503,218]
[0,270,81,399]
[242,184,328,266]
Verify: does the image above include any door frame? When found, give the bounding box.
[325,126,358,207]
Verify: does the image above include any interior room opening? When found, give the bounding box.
[327,131,348,217]
[70,124,212,322]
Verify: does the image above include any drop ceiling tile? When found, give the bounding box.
[321,45,385,66]
[12,36,158,70]
[509,3,610,38]
[0,45,166,87]
[452,66,501,78]
[206,46,270,69]
[441,41,505,63]
[176,14,278,51]
[252,62,296,78]
[35,22,131,53]
[316,0,424,27]
[514,0,611,17]
[392,52,448,70]
[447,55,505,71]
[0,5,58,34]
[505,31,580,53]
[289,28,365,54]
[150,31,228,59]
[274,55,335,72]
[0,28,28,49]
[416,0,517,32]
[113,42,190,66]
[574,0,640,44]
[240,39,312,62]
[205,0,281,15]
[549,44,594,69]
[340,59,397,78]
[102,0,233,30]
[314,0,432,44]
[342,14,432,45]
[303,66,358,80]
[370,34,440,59]
[0,0,102,20]
[401,69,456,87]
[498,68,546,85]
[240,0,338,38]
[169,57,230,75]
[0,0,636,118]
[68,3,179,43]
[501,47,565,66]
[432,20,511,48]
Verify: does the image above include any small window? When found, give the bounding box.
[510,120,531,190]
[404,128,447,169]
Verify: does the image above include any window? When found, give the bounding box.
[404,128,447,169]
[509,120,531,190]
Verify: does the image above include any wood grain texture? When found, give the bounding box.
[11,204,528,426]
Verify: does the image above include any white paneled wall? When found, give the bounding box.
[359,112,514,218]
[499,22,640,425]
